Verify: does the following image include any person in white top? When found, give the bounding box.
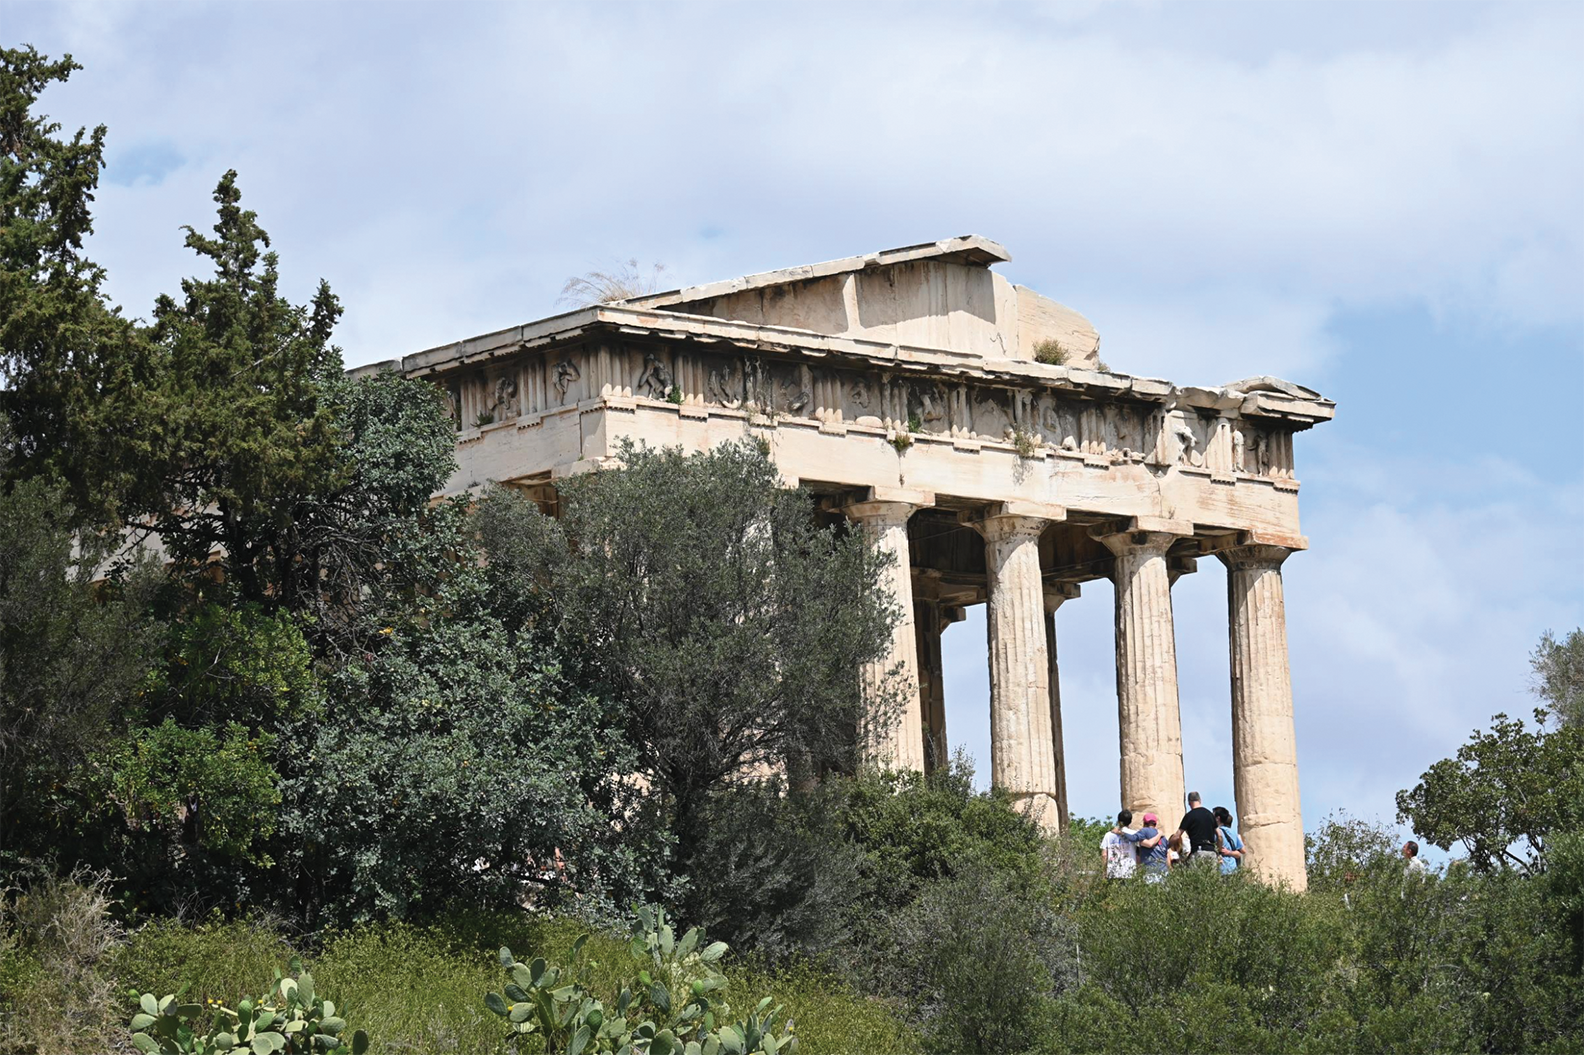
[1101,809,1140,879]
[1403,840,1428,877]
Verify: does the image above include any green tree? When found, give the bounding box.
[0,46,150,526]
[1533,627,1584,728]
[135,170,345,605]
[1395,710,1584,873]
[0,470,156,870]
[281,496,660,924]
[473,439,900,856]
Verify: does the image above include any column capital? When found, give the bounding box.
[1217,543,1296,572]
[1042,581,1081,612]
[1090,516,1192,557]
[842,486,933,525]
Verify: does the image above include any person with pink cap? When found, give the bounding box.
[1111,810,1169,882]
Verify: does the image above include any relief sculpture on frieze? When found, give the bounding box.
[908,381,949,432]
[553,357,580,403]
[489,373,519,420]
[707,358,745,408]
[637,351,673,400]
[973,388,1012,441]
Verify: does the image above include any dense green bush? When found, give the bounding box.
[679,779,861,966]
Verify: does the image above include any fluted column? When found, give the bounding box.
[1095,521,1189,825]
[1043,584,1080,834]
[1220,544,1307,891]
[847,499,927,772]
[982,512,1061,832]
[913,593,948,772]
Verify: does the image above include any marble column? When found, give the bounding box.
[1042,584,1080,834]
[913,594,949,772]
[1095,522,1189,826]
[982,512,1061,832]
[1220,544,1307,891]
[847,499,927,772]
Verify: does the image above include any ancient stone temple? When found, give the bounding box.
[357,236,1334,890]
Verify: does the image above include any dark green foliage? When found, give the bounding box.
[281,495,662,925]
[137,170,344,604]
[0,474,158,868]
[680,779,862,966]
[0,47,150,526]
[1534,627,1584,728]
[1396,708,1584,873]
[881,865,1075,1055]
[834,760,1048,916]
[1305,811,1402,890]
[473,439,899,858]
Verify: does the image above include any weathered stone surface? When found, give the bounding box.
[1220,544,1307,891]
[846,498,927,773]
[1043,584,1080,834]
[982,512,1062,833]
[1095,525,1189,825]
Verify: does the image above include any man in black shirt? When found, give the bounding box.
[1176,791,1220,869]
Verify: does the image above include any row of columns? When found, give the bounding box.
[845,495,1308,891]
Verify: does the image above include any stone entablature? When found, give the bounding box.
[362,237,1333,890]
[355,304,1328,531]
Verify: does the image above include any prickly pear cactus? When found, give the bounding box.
[485,906,795,1055]
[128,960,369,1055]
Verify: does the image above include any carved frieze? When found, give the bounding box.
[429,343,1298,480]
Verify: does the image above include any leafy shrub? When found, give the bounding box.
[834,761,1048,918]
[680,779,861,966]
[486,906,796,1054]
[879,865,1076,1054]
[1032,340,1067,366]
[128,962,368,1054]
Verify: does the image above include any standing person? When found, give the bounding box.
[1403,840,1428,877]
[1214,806,1244,875]
[1112,812,1168,882]
[1101,809,1140,879]
[1176,791,1221,869]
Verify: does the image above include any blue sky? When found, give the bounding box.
[7,0,1581,856]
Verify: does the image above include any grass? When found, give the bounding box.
[102,910,919,1055]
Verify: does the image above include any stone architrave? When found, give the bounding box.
[980,504,1064,832]
[845,495,929,772]
[1220,543,1307,891]
[1043,584,1080,834]
[1095,520,1191,825]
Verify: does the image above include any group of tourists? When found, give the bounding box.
[1099,791,1244,882]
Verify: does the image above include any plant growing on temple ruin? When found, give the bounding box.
[888,431,913,453]
[559,260,668,306]
[1032,339,1067,366]
[1094,358,1112,372]
[485,905,796,1055]
[128,961,368,1054]
[476,410,496,427]
[906,413,923,433]
[1012,426,1039,459]
[667,385,685,405]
